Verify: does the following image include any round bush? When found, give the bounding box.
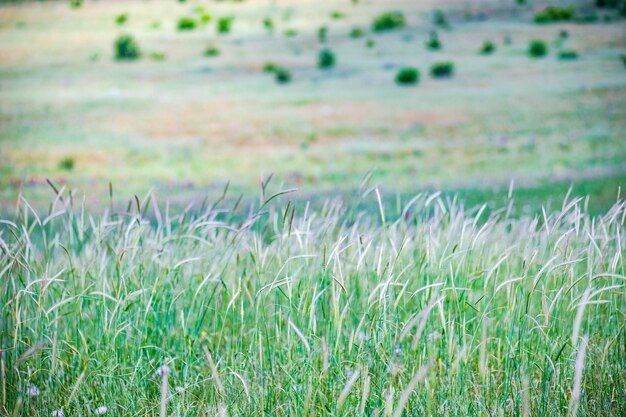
[275,67,292,84]
[430,61,454,78]
[425,32,442,50]
[318,49,335,69]
[528,39,548,58]
[479,40,495,55]
[372,11,406,32]
[116,14,128,26]
[395,67,420,85]
[217,17,234,34]
[350,27,365,39]
[177,17,197,31]
[114,34,141,61]
[204,46,220,57]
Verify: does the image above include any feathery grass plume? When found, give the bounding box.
[392,364,429,417]
[568,336,588,417]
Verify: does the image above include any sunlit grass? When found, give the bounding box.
[1,185,624,416]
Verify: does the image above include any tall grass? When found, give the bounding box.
[1,186,624,416]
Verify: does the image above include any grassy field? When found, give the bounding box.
[1,0,626,416]
[1,189,625,416]
[1,0,625,211]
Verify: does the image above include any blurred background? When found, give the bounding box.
[0,0,625,213]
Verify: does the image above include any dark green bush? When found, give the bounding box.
[395,67,420,85]
[204,46,220,57]
[528,39,548,58]
[217,17,234,34]
[479,40,495,55]
[558,50,578,60]
[425,32,442,50]
[275,67,292,84]
[116,14,128,26]
[534,6,575,23]
[433,9,449,28]
[177,17,197,31]
[58,157,74,171]
[430,61,454,78]
[621,54,626,68]
[350,27,365,38]
[318,48,335,69]
[114,34,141,61]
[372,11,406,32]
[318,26,328,43]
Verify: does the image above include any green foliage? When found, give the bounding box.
[433,9,449,28]
[350,27,365,39]
[372,11,406,32]
[200,13,212,24]
[114,34,141,61]
[115,13,128,26]
[534,6,575,23]
[274,67,292,84]
[558,50,578,60]
[149,51,166,61]
[318,48,335,69]
[430,61,455,78]
[479,40,495,55]
[177,17,197,31]
[425,31,442,50]
[620,54,626,68]
[263,62,278,73]
[395,67,420,85]
[528,39,548,58]
[68,0,82,9]
[217,17,234,34]
[366,39,375,48]
[284,28,298,38]
[58,157,74,171]
[262,18,274,33]
[330,11,346,20]
[204,45,220,57]
[318,26,328,43]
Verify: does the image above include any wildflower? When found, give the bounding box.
[175,386,185,393]
[27,385,39,397]
[358,331,366,342]
[393,344,402,357]
[95,406,107,415]
[52,410,65,417]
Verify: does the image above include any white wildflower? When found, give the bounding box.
[155,364,170,378]
[52,410,65,417]
[27,385,39,397]
[95,406,107,415]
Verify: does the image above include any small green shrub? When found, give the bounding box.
[318,26,328,43]
[330,11,346,20]
[425,32,442,50]
[528,39,548,58]
[479,40,495,55]
[114,34,141,61]
[150,51,166,61]
[200,14,212,24]
[433,9,449,28]
[318,48,335,69]
[275,67,292,84]
[395,67,420,85]
[263,62,278,73]
[430,61,454,78]
[621,54,626,68]
[116,14,128,26]
[350,27,365,39]
[534,6,575,23]
[217,17,234,34]
[204,46,220,57]
[58,157,74,171]
[263,18,274,33]
[69,0,82,9]
[366,39,375,48]
[177,17,197,31]
[559,29,569,39]
[558,50,578,60]
[284,29,298,38]
[372,11,406,32]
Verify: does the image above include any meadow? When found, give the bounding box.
[1,0,626,416]
[1,187,625,416]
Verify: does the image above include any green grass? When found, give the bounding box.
[1,189,625,416]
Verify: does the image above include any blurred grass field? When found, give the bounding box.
[0,0,625,211]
